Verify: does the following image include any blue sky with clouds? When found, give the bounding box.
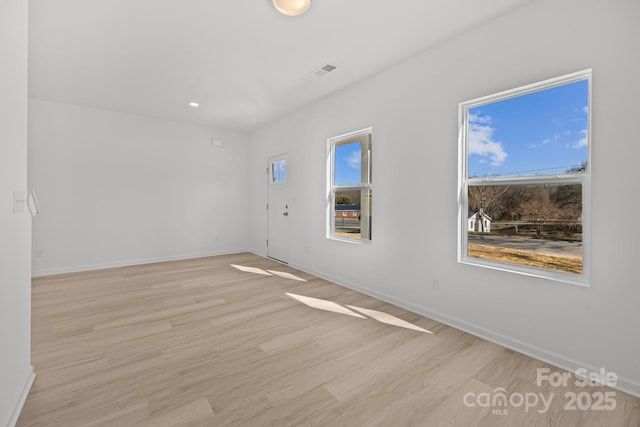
[335,141,362,185]
[468,79,588,178]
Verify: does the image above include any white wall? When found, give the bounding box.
[249,0,640,396]
[0,0,34,426]
[29,100,250,275]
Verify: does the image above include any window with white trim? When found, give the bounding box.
[458,70,591,285]
[328,128,372,242]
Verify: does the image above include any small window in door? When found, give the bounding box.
[272,160,286,183]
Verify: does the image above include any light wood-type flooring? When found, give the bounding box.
[18,253,639,426]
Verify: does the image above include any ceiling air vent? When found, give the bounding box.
[311,63,337,77]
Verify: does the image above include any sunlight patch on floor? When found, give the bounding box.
[231,265,307,281]
[347,305,433,333]
[286,293,433,333]
[285,293,366,318]
[267,270,307,282]
[232,264,430,333]
[230,264,272,276]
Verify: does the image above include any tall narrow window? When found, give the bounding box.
[328,128,372,241]
[458,70,591,285]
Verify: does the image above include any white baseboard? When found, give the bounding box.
[31,249,249,277]
[7,366,35,427]
[287,260,640,399]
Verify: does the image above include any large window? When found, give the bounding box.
[458,70,591,285]
[327,128,372,242]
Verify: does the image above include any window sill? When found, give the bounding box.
[459,256,590,287]
[327,235,372,245]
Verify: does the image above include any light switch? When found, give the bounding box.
[13,190,27,214]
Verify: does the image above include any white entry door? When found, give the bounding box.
[267,154,289,263]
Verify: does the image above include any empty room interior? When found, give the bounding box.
[2,0,640,426]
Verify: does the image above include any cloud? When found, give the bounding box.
[583,105,588,114]
[572,129,588,149]
[541,132,561,145]
[468,113,507,166]
[472,114,492,124]
[346,149,361,169]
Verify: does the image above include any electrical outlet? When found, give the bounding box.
[432,278,440,291]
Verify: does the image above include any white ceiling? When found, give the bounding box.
[29,0,532,132]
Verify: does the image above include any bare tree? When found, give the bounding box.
[550,184,582,237]
[556,206,582,237]
[335,190,360,205]
[566,161,587,174]
[497,186,530,221]
[519,186,558,238]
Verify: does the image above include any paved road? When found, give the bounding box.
[468,234,582,257]
[335,219,360,233]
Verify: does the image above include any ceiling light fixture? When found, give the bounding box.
[189,102,199,108]
[273,0,311,16]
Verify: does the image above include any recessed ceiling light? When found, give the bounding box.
[189,102,200,108]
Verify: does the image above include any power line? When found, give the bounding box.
[471,163,585,178]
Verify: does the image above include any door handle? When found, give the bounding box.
[283,212,288,216]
